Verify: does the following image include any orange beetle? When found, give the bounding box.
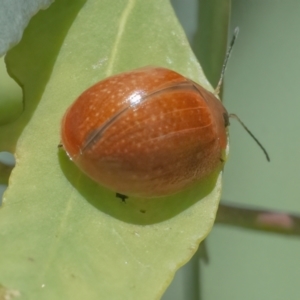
[61,67,229,198]
[61,29,269,198]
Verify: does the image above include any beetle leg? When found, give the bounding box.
[116,193,128,202]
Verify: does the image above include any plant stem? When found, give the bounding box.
[216,202,300,236]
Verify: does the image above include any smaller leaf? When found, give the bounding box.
[0,0,54,56]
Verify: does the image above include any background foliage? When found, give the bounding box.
[164,1,300,299]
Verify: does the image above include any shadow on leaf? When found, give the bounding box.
[58,149,220,225]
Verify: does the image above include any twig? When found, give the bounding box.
[216,202,300,236]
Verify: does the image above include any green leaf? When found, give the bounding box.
[0,57,23,125]
[0,162,13,185]
[193,0,231,89]
[0,0,224,299]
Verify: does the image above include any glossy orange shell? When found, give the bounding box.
[61,67,228,198]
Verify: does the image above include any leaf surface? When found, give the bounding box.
[0,1,224,299]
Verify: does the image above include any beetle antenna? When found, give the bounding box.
[215,27,239,95]
[229,113,270,162]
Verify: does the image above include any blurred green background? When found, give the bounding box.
[1,0,300,299]
[163,0,300,299]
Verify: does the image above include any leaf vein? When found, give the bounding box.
[106,0,136,76]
